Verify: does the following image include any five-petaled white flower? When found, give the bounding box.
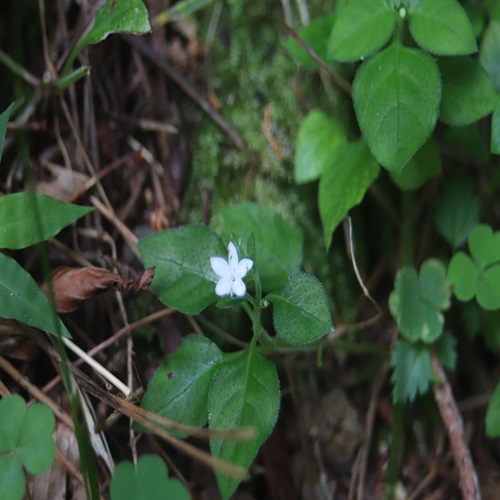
[210,242,253,297]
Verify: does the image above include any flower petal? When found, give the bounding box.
[231,278,247,297]
[215,278,232,297]
[210,257,231,278]
[236,258,253,278]
[227,242,239,272]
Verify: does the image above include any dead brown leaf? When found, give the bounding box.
[43,266,154,313]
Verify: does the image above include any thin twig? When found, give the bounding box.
[431,350,481,500]
[123,35,245,150]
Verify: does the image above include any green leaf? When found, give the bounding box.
[435,331,457,371]
[139,335,223,436]
[318,140,380,248]
[0,395,56,500]
[486,381,500,437]
[353,43,441,171]
[0,103,14,163]
[389,137,441,190]
[433,177,480,248]
[480,20,500,92]
[448,225,500,310]
[110,455,190,500]
[267,272,333,346]
[286,13,337,69]
[390,338,433,403]
[0,193,93,250]
[408,0,477,56]
[221,203,302,292]
[389,259,450,343]
[439,56,497,126]
[328,0,397,62]
[443,124,490,164]
[138,225,226,314]
[491,98,500,154]
[209,345,280,499]
[67,0,150,71]
[0,253,71,337]
[294,110,347,184]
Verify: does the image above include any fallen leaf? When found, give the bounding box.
[42,266,154,313]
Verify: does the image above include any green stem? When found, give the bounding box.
[0,48,40,87]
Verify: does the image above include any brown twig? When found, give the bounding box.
[431,350,481,500]
[284,24,352,96]
[123,35,245,150]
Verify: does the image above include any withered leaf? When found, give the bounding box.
[43,266,154,313]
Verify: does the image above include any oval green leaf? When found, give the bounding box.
[0,193,93,250]
[0,253,71,338]
[318,140,380,248]
[439,56,497,126]
[139,335,223,437]
[353,43,441,171]
[138,225,226,314]
[268,272,333,346]
[328,0,397,62]
[408,0,477,55]
[294,109,347,184]
[222,203,302,292]
[480,20,500,91]
[208,345,280,500]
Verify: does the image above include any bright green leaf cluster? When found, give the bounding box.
[389,259,451,344]
[448,224,500,310]
[0,395,56,500]
[110,455,190,500]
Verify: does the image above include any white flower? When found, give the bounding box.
[210,242,253,297]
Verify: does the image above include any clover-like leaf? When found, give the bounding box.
[110,455,190,500]
[267,272,333,346]
[328,0,397,62]
[408,0,477,56]
[318,140,380,248]
[0,395,56,500]
[353,42,441,171]
[138,225,226,314]
[389,259,450,343]
[439,56,497,126]
[448,224,500,310]
[222,203,302,292]
[0,193,93,250]
[139,335,223,437]
[294,109,347,184]
[208,344,280,500]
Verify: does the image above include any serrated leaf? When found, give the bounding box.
[433,177,480,248]
[480,20,500,92]
[0,193,93,250]
[408,0,477,56]
[435,331,457,371]
[328,0,397,62]
[318,140,379,248]
[138,225,226,314]
[140,335,223,437]
[267,272,333,346]
[390,338,433,403]
[286,13,336,69]
[0,253,71,337]
[294,110,347,184]
[209,345,280,499]
[486,381,500,437]
[439,56,497,126]
[0,103,14,163]
[353,43,441,171]
[389,137,441,190]
[389,259,450,343]
[221,203,302,292]
[0,395,56,499]
[110,455,190,500]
